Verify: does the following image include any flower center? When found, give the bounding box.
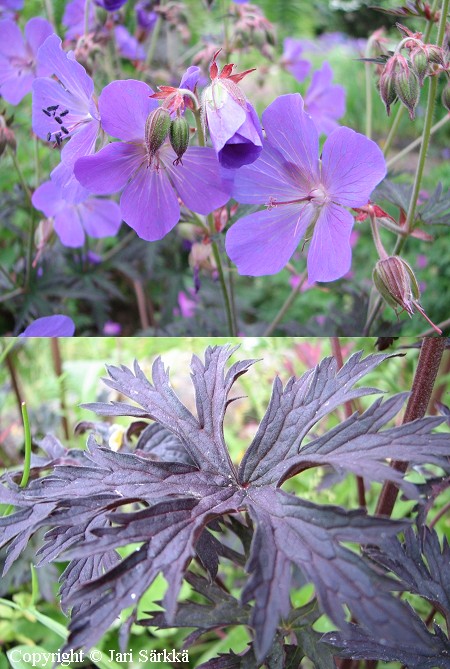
[41,106,93,146]
[266,184,329,210]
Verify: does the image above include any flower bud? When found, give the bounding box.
[442,83,450,113]
[410,47,429,86]
[378,59,398,115]
[0,115,16,156]
[144,107,171,162]
[426,44,445,66]
[373,256,419,315]
[394,64,420,119]
[169,115,190,165]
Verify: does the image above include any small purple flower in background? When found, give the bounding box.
[281,38,311,83]
[32,34,101,179]
[32,179,121,247]
[19,315,75,337]
[103,321,122,335]
[114,25,146,61]
[174,289,198,319]
[62,0,96,40]
[0,0,23,19]
[226,93,386,283]
[74,79,232,241]
[94,0,128,10]
[135,0,158,32]
[0,17,53,105]
[304,62,346,135]
[202,52,263,169]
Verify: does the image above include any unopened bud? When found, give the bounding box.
[394,65,420,119]
[426,44,445,66]
[410,47,429,86]
[373,256,419,315]
[169,115,190,165]
[144,107,171,162]
[0,117,16,156]
[442,83,450,112]
[379,60,398,115]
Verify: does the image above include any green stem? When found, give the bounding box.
[370,216,389,260]
[30,564,39,606]
[386,114,449,169]
[9,148,32,204]
[84,0,91,37]
[143,15,162,76]
[263,272,307,336]
[211,237,237,335]
[2,402,32,516]
[0,339,16,366]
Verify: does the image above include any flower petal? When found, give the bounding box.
[321,127,386,207]
[0,60,33,104]
[32,180,65,217]
[305,62,346,136]
[37,34,94,102]
[51,161,90,203]
[226,204,312,276]
[19,315,75,337]
[233,142,309,205]
[120,165,180,241]
[0,20,25,58]
[262,93,320,184]
[61,117,99,167]
[80,199,122,238]
[165,146,232,214]
[74,141,144,195]
[99,79,157,141]
[307,203,354,282]
[205,84,247,153]
[24,17,53,57]
[32,76,90,141]
[54,206,86,247]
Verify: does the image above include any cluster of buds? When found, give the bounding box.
[373,255,442,333]
[0,113,16,157]
[229,3,276,59]
[145,107,190,165]
[377,23,447,119]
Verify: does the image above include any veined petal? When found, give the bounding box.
[321,127,386,207]
[226,204,313,276]
[0,63,33,104]
[307,203,354,283]
[233,142,310,205]
[205,84,247,153]
[61,118,99,167]
[120,165,180,241]
[37,34,93,102]
[54,206,86,247]
[24,17,53,57]
[0,20,25,58]
[99,79,157,141]
[305,62,346,137]
[51,161,90,203]
[80,199,122,238]
[32,77,90,141]
[32,180,65,218]
[262,93,320,184]
[165,146,232,215]
[74,142,144,195]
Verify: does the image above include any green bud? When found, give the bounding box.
[379,70,397,116]
[169,115,190,165]
[144,108,171,162]
[410,48,429,87]
[394,67,420,120]
[373,256,420,315]
[442,83,450,113]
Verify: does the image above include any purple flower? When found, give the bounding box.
[94,0,128,10]
[304,62,346,135]
[19,315,75,337]
[0,0,23,19]
[74,79,232,241]
[114,25,146,61]
[282,38,311,83]
[0,17,53,104]
[202,55,263,169]
[225,94,386,283]
[32,178,121,247]
[62,0,96,40]
[32,34,101,178]
[103,321,122,335]
[135,1,158,32]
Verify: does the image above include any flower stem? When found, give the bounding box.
[263,272,307,336]
[369,216,389,260]
[2,401,32,517]
[386,114,449,169]
[84,0,91,37]
[143,16,162,75]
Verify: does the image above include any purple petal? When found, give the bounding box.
[0,20,25,58]
[114,26,146,61]
[321,127,386,207]
[24,17,53,57]
[205,85,247,153]
[120,165,180,241]
[63,0,96,40]
[164,146,232,215]
[74,142,144,195]
[232,142,309,205]
[32,77,91,141]
[19,315,75,337]
[218,102,263,169]
[61,117,99,167]
[79,198,122,238]
[307,203,354,282]
[54,206,86,247]
[226,204,313,276]
[94,0,128,9]
[283,38,311,83]
[304,62,346,136]
[179,65,201,91]
[51,160,90,203]
[99,79,157,141]
[37,34,94,102]
[32,180,65,217]
[262,94,320,184]
[0,61,33,104]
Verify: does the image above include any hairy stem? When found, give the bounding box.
[50,339,70,441]
[375,336,446,517]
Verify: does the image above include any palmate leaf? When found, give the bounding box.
[0,345,449,664]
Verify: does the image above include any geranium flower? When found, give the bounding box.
[19,315,75,337]
[114,25,146,61]
[304,62,346,135]
[32,178,121,247]
[202,52,263,169]
[0,17,53,104]
[282,37,311,83]
[32,34,100,169]
[135,1,158,32]
[74,79,232,241]
[94,0,128,10]
[62,0,96,40]
[225,94,386,283]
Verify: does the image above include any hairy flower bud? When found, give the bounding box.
[426,44,445,66]
[373,256,419,315]
[169,115,190,165]
[394,63,420,119]
[0,115,16,156]
[442,83,450,112]
[378,59,398,115]
[410,47,429,86]
[144,107,171,163]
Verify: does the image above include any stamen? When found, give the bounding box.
[47,105,59,112]
[42,109,51,117]
[55,116,63,124]
[47,132,52,141]
[61,126,70,135]
[59,109,69,117]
